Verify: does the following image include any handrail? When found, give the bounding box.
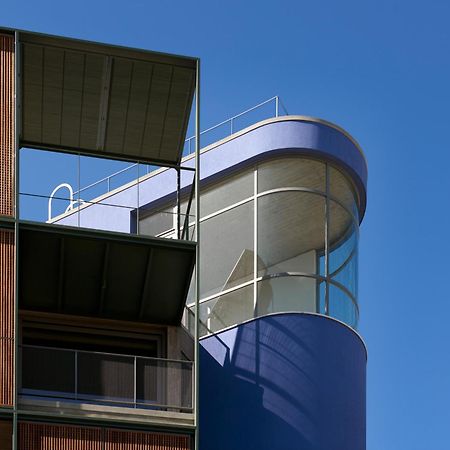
[20,344,193,365]
[20,344,194,411]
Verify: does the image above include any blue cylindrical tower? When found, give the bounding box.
[198,116,367,450]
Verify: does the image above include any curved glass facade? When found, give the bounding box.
[140,156,361,333]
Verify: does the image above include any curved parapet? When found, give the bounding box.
[200,313,366,450]
[52,115,367,229]
[189,116,367,219]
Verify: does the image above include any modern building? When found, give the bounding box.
[0,28,368,450]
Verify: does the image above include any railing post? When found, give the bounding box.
[275,96,279,117]
[74,350,78,400]
[230,118,233,135]
[192,361,195,412]
[134,356,137,408]
[107,176,110,192]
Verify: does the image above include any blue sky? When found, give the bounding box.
[3,0,450,448]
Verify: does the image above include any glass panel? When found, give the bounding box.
[198,168,253,218]
[328,283,358,328]
[329,166,359,221]
[77,352,134,402]
[331,253,358,298]
[328,201,358,297]
[199,284,254,334]
[21,347,75,395]
[318,281,326,314]
[139,206,175,237]
[200,201,254,298]
[256,276,317,317]
[258,192,325,276]
[258,158,326,193]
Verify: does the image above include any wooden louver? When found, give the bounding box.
[0,229,14,406]
[0,33,14,217]
[19,422,192,450]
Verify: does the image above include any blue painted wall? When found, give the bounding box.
[53,117,367,231]
[200,313,366,450]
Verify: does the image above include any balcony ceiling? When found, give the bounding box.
[20,32,196,165]
[18,222,195,325]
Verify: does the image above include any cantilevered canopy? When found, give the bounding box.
[19,222,195,325]
[19,32,196,165]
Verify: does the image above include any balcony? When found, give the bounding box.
[19,345,193,425]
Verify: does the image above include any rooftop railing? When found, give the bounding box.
[45,96,288,221]
[20,345,193,412]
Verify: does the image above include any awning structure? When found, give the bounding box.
[20,31,196,165]
[19,222,196,324]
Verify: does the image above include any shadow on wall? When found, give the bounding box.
[199,313,366,450]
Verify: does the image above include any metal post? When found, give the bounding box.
[107,176,110,192]
[275,96,279,117]
[253,168,258,316]
[136,162,140,235]
[194,58,201,450]
[77,153,80,228]
[74,350,78,400]
[12,29,20,450]
[177,168,181,239]
[133,356,137,408]
[325,163,330,315]
[230,118,233,135]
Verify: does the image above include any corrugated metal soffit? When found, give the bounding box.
[0,33,15,217]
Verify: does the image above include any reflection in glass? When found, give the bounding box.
[258,158,326,193]
[199,285,254,333]
[328,283,358,328]
[200,201,254,298]
[256,276,317,317]
[329,201,358,298]
[258,192,325,277]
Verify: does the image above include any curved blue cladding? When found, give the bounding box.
[199,313,366,450]
[187,117,368,220]
[54,116,367,230]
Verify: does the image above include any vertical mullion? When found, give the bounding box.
[13,29,19,450]
[194,58,200,450]
[137,161,140,235]
[325,163,330,315]
[253,167,258,317]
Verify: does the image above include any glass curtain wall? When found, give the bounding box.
[139,157,360,333]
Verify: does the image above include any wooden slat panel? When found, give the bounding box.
[19,422,103,450]
[19,422,191,450]
[105,428,191,450]
[0,229,14,407]
[0,419,12,450]
[0,34,14,217]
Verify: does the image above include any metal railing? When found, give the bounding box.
[183,95,288,155]
[20,345,194,412]
[46,96,288,221]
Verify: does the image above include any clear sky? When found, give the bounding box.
[3,0,450,448]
